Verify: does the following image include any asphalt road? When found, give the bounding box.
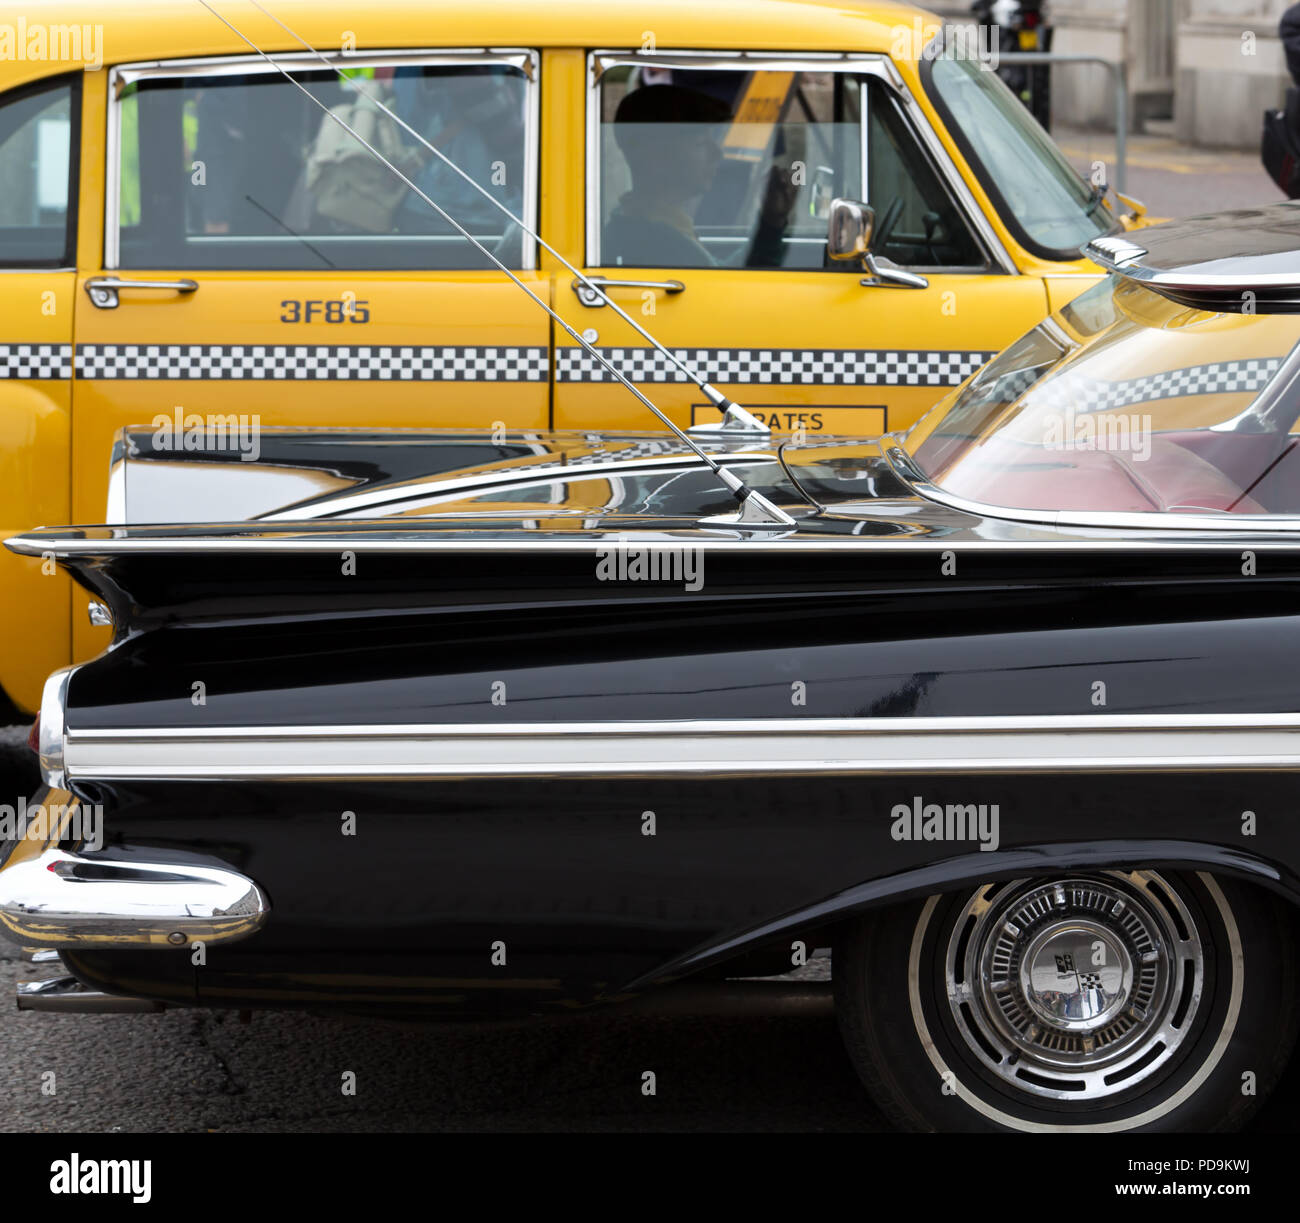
[0,948,885,1133]
[4,941,1300,1133]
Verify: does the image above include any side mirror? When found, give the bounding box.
[828,195,929,291]
[827,198,875,264]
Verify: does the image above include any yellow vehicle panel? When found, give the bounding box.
[0,0,1137,712]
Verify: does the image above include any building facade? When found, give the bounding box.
[933,0,1293,149]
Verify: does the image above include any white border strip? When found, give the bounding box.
[64,714,1300,780]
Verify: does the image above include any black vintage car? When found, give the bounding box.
[8,204,1300,1133]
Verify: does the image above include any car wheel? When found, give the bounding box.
[835,870,1298,1131]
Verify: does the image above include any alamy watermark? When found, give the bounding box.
[0,19,102,69]
[891,795,1000,852]
[1042,407,1153,463]
[595,542,704,592]
[891,19,1000,70]
[0,796,103,850]
[152,409,261,462]
[50,1154,150,1204]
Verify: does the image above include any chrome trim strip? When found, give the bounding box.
[16,532,1300,556]
[0,845,270,949]
[258,451,773,521]
[886,72,1016,275]
[16,977,165,1013]
[107,49,541,272]
[883,443,1300,534]
[59,714,1300,781]
[1211,336,1300,435]
[37,667,73,790]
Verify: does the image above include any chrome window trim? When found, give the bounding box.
[1211,336,1300,435]
[60,713,1300,782]
[859,79,870,203]
[17,533,1300,557]
[583,49,1013,274]
[257,451,776,521]
[105,48,541,272]
[883,442,1300,534]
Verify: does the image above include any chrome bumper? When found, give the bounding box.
[16,975,165,1013]
[0,842,269,950]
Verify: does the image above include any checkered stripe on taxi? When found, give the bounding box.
[555,346,996,386]
[1032,358,1282,413]
[0,343,73,379]
[71,345,551,381]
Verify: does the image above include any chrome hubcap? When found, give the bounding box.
[944,872,1204,1103]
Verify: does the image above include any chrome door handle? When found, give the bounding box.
[858,256,928,290]
[85,276,200,310]
[573,276,685,308]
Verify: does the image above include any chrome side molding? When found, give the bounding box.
[0,846,269,950]
[16,976,164,1013]
[50,713,1300,782]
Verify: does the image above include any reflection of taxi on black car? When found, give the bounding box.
[0,0,1144,718]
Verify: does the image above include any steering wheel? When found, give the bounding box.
[873,197,904,258]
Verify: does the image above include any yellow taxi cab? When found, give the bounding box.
[0,0,1145,716]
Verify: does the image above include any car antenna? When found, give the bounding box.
[194,1,795,530]
[242,0,768,441]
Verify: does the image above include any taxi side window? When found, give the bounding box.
[864,80,984,270]
[0,75,78,266]
[595,66,985,272]
[598,67,862,270]
[115,62,532,271]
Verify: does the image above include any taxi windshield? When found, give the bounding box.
[924,53,1119,258]
[902,278,1300,519]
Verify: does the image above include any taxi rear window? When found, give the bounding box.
[0,75,77,266]
[115,61,532,271]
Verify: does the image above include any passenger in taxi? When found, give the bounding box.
[605,83,796,268]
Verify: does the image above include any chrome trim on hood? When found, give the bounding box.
[257,450,776,522]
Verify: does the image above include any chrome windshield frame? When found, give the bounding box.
[883,441,1300,534]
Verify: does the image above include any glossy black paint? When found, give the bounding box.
[60,544,1300,728]
[18,429,1300,1013]
[60,773,1300,1012]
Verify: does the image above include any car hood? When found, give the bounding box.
[101,425,904,528]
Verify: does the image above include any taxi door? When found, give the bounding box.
[0,72,77,715]
[553,53,1047,438]
[72,50,548,670]
[70,47,551,663]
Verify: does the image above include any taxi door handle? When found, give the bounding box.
[572,276,685,308]
[85,276,200,310]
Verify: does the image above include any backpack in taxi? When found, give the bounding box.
[306,88,426,233]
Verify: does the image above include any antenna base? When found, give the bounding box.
[700,477,797,530]
[689,386,770,438]
[688,402,771,438]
